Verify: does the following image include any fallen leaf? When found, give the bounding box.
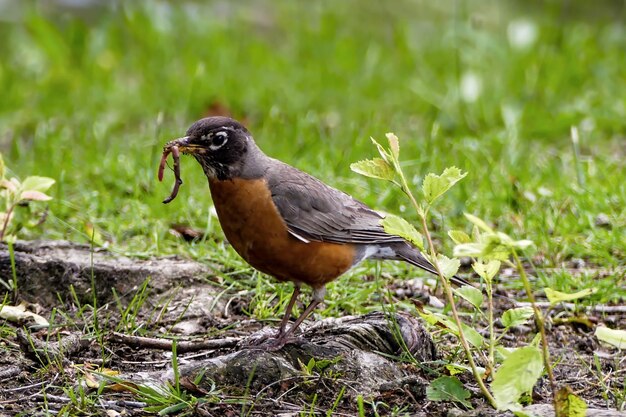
[0,303,49,326]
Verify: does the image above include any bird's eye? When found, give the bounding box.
[209,131,228,150]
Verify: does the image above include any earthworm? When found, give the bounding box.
[158,145,182,204]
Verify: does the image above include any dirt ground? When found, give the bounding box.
[0,241,624,416]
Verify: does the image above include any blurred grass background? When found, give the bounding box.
[1,0,624,303]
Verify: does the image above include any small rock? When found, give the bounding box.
[446,409,467,417]
[428,295,445,309]
[171,319,204,335]
[571,258,586,269]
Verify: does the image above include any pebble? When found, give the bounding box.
[171,319,204,335]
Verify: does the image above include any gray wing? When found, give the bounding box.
[266,161,472,286]
[267,160,405,245]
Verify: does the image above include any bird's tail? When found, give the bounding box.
[392,242,471,288]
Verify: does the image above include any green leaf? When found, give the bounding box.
[306,357,315,373]
[510,239,535,250]
[454,243,487,258]
[416,309,439,326]
[444,363,465,376]
[419,311,484,348]
[595,326,626,349]
[544,287,597,305]
[436,254,460,279]
[370,137,392,164]
[159,402,187,414]
[491,346,543,411]
[448,230,471,244]
[445,318,484,348]
[21,176,56,193]
[461,323,484,348]
[0,179,18,192]
[454,285,483,309]
[495,346,513,361]
[422,167,467,205]
[19,190,52,202]
[472,260,501,283]
[501,307,534,328]
[426,376,472,408]
[311,356,340,371]
[0,153,5,179]
[459,232,513,261]
[350,158,395,181]
[471,225,481,242]
[85,223,106,247]
[464,213,494,233]
[381,214,424,250]
[484,260,501,280]
[555,386,588,417]
[385,132,400,159]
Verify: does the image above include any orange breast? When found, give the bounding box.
[208,178,356,288]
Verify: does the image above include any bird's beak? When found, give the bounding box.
[165,136,200,154]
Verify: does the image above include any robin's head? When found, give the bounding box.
[166,117,253,180]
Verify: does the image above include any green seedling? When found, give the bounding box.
[0,153,55,299]
[352,132,586,414]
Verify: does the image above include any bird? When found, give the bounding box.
[161,116,468,348]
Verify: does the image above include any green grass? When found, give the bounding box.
[1,0,624,309]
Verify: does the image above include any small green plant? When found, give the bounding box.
[351,133,586,414]
[352,134,494,405]
[59,375,100,415]
[0,153,55,242]
[0,153,55,299]
[113,278,152,333]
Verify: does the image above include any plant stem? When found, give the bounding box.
[0,203,15,241]
[394,165,497,407]
[511,249,557,401]
[420,215,497,408]
[487,281,495,375]
[8,241,18,302]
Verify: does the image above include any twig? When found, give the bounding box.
[109,332,241,353]
[16,329,89,364]
[31,394,147,410]
[5,380,46,392]
[33,393,70,403]
[516,302,626,314]
[99,399,147,409]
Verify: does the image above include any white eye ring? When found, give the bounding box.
[209,131,228,150]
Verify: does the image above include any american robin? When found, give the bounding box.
[161,116,467,347]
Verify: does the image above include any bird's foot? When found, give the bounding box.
[257,336,288,351]
[242,327,304,351]
[255,334,306,351]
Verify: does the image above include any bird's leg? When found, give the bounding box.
[277,284,301,337]
[276,286,326,341]
[257,286,325,351]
